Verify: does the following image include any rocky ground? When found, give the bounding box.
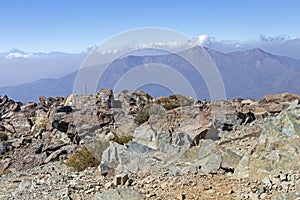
[0,90,299,199]
[0,160,299,200]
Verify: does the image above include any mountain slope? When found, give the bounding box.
[207,48,300,98]
[0,72,76,102]
[1,48,300,102]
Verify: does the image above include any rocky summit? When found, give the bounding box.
[0,90,299,200]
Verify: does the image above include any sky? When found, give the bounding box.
[1,0,300,53]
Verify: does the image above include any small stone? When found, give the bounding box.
[280,173,287,182]
[62,194,71,200]
[191,181,197,186]
[34,143,44,154]
[181,193,186,200]
[12,140,22,148]
[95,186,101,190]
[160,181,168,189]
[227,190,234,194]
[260,193,267,199]
[205,189,216,194]
[125,178,134,187]
[146,193,156,198]
[249,192,259,200]
[152,184,158,189]
[104,182,113,189]
[281,182,290,192]
[85,188,95,194]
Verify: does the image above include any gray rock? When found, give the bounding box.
[133,124,193,153]
[12,179,32,196]
[199,153,222,174]
[10,113,32,134]
[99,141,160,175]
[43,144,76,164]
[287,99,299,110]
[55,131,71,144]
[235,107,300,180]
[0,141,9,154]
[274,191,300,200]
[97,89,113,109]
[133,125,157,149]
[114,173,129,185]
[179,139,240,174]
[148,104,165,116]
[33,143,44,154]
[193,125,220,145]
[94,188,144,200]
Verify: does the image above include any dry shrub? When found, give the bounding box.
[66,146,99,171]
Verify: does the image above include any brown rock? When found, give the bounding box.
[263,93,300,104]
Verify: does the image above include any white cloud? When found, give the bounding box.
[260,35,289,43]
[6,52,33,59]
[96,41,193,55]
[196,35,215,46]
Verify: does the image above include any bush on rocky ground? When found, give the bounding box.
[66,146,99,171]
[157,94,193,110]
[134,108,150,126]
[112,130,133,145]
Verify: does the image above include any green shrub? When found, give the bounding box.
[66,146,99,171]
[134,109,150,126]
[112,131,133,145]
[157,94,193,110]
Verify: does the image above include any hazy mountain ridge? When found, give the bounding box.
[1,47,300,102]
[208,48,300,98]
[0,49,86,87]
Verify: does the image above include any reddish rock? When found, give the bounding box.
[263,93,300,104]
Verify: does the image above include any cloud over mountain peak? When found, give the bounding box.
[196,35,215,46]
[6,52,33,59]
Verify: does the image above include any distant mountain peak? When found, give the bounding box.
[8,48,26,54]
[1,46,300,102]
[5,49,33,59]
[246,48,267,53]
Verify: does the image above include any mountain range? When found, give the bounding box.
[1,47,300,102]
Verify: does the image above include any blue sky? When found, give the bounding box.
[1,0,299,53]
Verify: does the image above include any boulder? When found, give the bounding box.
[0,141,9,154]
[68,95,105,141]
[274,192,300,200]
[52,120,69,133]
[43,144,76,164]
[99,141,159,175]
[179,139,241,174]
[236,111,256,125]
[193,125,220,145]
[96,89,113,109]
[263,93,300,104]
[57,106,72,113]
[20,102,37,112]
[10,113,32,134]
[99,136,240,176]
[0,95,9,105]
[39,96,47,107]
[2,123,16,133]
[235,106,300,180]
[133,124,193,153]
[32,109,48,133]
